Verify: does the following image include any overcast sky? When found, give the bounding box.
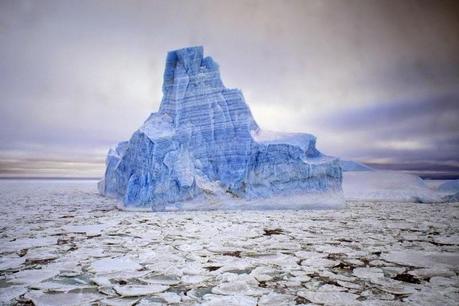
[1,0,458,178]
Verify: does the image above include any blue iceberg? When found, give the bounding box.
[99,46,343,210]
[438,179,459,194]
[340,160,374,172]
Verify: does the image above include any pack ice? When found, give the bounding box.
[99,46,343,210]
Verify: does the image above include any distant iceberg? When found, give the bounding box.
[343,171,443,203]
[438,179,459,194]
[340,160,374,172]
[99,46,343,210]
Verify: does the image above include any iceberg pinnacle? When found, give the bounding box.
[99,46,343,210]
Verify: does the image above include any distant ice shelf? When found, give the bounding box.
[99,46,343,210]
[343,171,444,203]
[340,160,374,172]
[438,179,459,194]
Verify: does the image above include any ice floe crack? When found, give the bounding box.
[0,181,458,305]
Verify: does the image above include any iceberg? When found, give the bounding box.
[443,192,459,202]
[437,179,459,203]
[438,179,459,194]
[99,46,343,210]
[340,160,374,172]
[343,171,443,203]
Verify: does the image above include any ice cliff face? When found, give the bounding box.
[99,46,343,210]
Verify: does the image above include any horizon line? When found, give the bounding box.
[0,173,457,181]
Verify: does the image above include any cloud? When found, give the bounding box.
[318,92,459,135]
[312,92,459,177]
[0,0,458,177]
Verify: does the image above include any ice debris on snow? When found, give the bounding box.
[99,46,342,210]
[1,181,459,305]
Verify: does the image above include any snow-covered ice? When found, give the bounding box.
[343,171,444,203]
[438,179,459,194]
[340,160,374,172]
[1,179,458,305]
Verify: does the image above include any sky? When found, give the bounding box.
[0,0,458,179]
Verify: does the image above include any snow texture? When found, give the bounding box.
[1,180,458,305]
[99,46,342,210]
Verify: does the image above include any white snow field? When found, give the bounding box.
[0,179,458,305]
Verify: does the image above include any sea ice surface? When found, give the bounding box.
[113,285,169,297]
[1,180,458,305]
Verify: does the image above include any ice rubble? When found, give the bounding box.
[1,181,459,305]
[99,46,342,210]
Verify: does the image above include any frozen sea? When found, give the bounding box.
[0,179,458,305]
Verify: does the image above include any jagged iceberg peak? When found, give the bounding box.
[159,46,259,131]
[99,46,343,211]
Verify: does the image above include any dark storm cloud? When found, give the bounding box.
[314,92,459,177]
[0,0,458,177]
[320,93,459,135]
